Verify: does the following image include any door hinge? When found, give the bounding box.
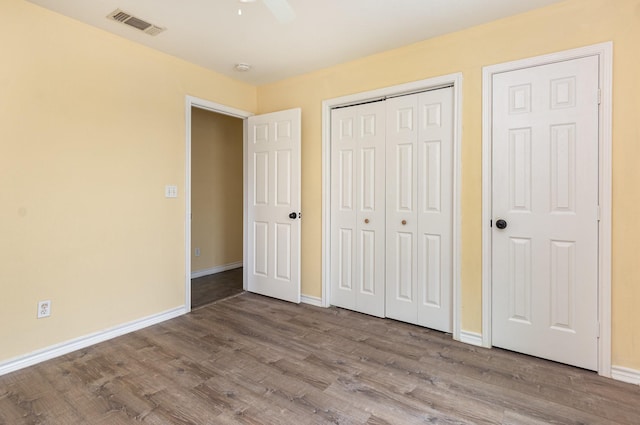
[597,205,601,221]
[490,219,493,228]
[597,89,602,105]
[596,321,601,338]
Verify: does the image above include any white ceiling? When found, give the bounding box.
[26,0,564,86]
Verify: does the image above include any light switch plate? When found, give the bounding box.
[165,185,178,198]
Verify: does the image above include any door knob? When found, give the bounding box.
[364,218,370,224]
[401,220,407,225]
[495,219,508,229]
[289,212,297,219]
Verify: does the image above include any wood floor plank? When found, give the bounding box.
[193,373,314,424]
[1,292,639,424]
[143,387,224,424]
[366,368,505,424]
[0,374,86,425]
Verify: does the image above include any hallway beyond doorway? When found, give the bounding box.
[191,268,243,309]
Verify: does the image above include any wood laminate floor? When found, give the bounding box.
[1,293,639,424]
[191,268,244,309]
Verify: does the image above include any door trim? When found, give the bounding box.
[321,73,463,340]
[184,96,252,312]
[481,42,613,376]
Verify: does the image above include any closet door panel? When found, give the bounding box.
[331,102,386,317]
[331,108,358,310]
[417,88,453,332]
[355,102,386,317]
[386,95,418,324]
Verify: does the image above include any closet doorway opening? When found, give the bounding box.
[321,73,464,340]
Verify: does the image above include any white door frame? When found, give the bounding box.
[184,96,253,312]
[322,73,464,340]
[481,42,613,376]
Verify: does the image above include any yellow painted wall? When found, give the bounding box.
[3,0,639,373]
[0,0,256,362]
[191,108,243,272]
[257,0,640,369]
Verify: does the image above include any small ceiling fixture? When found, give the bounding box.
[238,0,256,17]
[237,0,295,24]
[235,63,252,72]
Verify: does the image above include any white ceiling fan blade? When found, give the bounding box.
[262,0,296,24]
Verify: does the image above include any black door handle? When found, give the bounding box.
[495,219,508,229]
[289,212,297,219]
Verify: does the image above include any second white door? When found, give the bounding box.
[491,56,599,370]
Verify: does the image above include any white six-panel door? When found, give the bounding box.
[386,88,454,332]
[247,108,301,303]
[330,102,386,317]
[385,94,419,324]
[416,89,454,330]
[491,57,599,370]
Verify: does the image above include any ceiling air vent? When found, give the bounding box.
[107,9,166,36]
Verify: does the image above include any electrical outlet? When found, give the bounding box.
[37,300,51,319]
[194,247,201,257]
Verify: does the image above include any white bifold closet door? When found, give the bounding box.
[330,101,386,318]
[385,87,454,332]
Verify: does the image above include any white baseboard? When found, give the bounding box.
[301,294,323,307]
[0,306,186,377]
[611,365,640,385]
[459,330,484,347]
[191,261,243,279]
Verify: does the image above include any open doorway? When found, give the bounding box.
[189,106,244,309]
[185,96,302,310]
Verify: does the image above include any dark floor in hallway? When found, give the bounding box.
[191,267,244,309]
